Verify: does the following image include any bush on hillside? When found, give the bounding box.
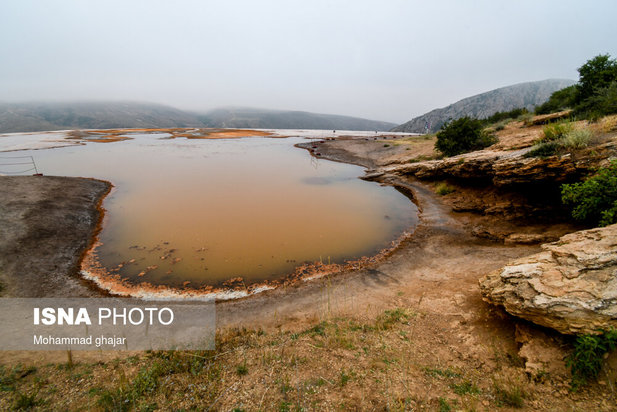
[535,85,578,115]
[536,54,617,118]
[435,117,497,157]
[525,127,593,158]
[481,108,529,125]
[576,54,617,104]
[561,129,593,150]
[576,81,617,119]
[561,160,617,227]
[540,120,574,142]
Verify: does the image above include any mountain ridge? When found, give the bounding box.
[391,79,576,133]
[0,101,396,133]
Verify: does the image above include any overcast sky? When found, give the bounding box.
[1,0,616,123]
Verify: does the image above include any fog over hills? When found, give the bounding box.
[0,102,396,134]
[0,102,205,133]
[392,79,576,133]
[198,107,396,131]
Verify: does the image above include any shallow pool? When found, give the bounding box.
[3,132,417,291]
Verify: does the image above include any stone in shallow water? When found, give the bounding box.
[479,224,617,335]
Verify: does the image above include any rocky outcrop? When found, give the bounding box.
[383,139,617,187]
[479,224,617,335]
[528,110,573,126]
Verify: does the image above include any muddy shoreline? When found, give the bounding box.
[0,175,111,297]
[0,133,423,300]
[0,135,546,306]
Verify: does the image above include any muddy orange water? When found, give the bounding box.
[13,132,417,290]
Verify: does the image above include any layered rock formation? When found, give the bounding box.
[382,139,617,187]
[479,224,617,335]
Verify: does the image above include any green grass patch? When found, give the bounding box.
[450,380,480,395]
[375,308,412,330]
[0,365,37,392]
[11,390,42,411]
[493,382,526,408]
[438,397,452,412]
[435,182,455,196]
[302,321,328,337]
[424,367,461,379]
[339,369,353,386]
[236,363,248,376]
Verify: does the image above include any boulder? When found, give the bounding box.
[479,224,617,335]
[528,110,573,126]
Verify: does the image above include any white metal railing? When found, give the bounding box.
[0,155,40,175]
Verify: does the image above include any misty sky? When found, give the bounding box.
[1,1,616,123]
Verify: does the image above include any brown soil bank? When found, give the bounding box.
[0,176,110,297]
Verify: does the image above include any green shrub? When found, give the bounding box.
[561,129,593,150]
[541,120,574,142]
[535,85,578,115]
[576,81,617,118]
[576,54,617,104]
[566,329,617,389]
[523,141,560,158]
[561,160,617,226]
[526,125,594,158]
[435,117,497,157]
[535,54,617,118]
[482,107,528,125]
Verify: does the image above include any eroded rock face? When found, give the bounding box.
[479,224,617,335]
[383,139,617,187]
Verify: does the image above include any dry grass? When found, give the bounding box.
[1,302,610,411]
[0,306,513,411]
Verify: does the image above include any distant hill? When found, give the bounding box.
[392,79,576,133]
[0,102,396,133]
[198,107,396,131]
[0,102,205,133]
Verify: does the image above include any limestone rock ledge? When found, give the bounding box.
[479,224,617,335]
[382,139,617,186]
